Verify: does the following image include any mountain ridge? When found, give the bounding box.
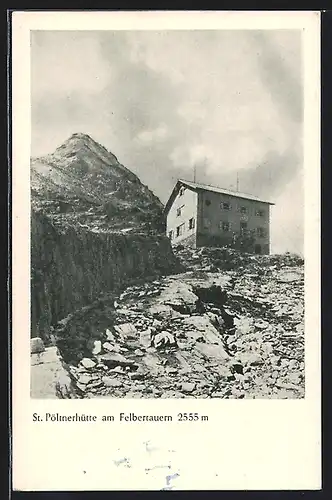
[31,133,165,233]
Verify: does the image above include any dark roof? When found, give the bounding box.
[164,179,275,214]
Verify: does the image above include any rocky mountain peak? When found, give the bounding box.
[56,132,108,150]
[50,132,119,168]
[69,132,94,141]
[31,133,165,233]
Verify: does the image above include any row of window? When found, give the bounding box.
[209,200,265,216]
[212,221,266,237]
[169,219,266,240]
[175,201,265,217]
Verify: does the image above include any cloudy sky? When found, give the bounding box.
[31,30,303,254]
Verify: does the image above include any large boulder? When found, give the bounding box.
[31,337,45,354]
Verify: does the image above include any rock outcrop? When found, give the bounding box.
[30,134,182,344]
[31,209,181,343]
[31,344,77,399]
[31,133,164,232]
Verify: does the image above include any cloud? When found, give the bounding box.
[248,30,303,123]
[271,170,304,255]
[31,31,110,99]
[31,29,303,253]
[135,124,168,144]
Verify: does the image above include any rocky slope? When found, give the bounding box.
[31,134,181,343]
[31,133,164,232]
[45,247,304,400]
[31,209,181,343]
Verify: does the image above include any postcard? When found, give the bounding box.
[11,10,321,491]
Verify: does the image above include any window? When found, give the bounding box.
[221,202,231,210]
[257,227,266,238]
[203,218,211,229]
[179,187,185,197]
[176,205,184,217]
[255,209,265,217]
[239,206,248,214]
[176,223,185,237]
[189,217,195,230]
[205,199,211,206]
[168,230,173,240]
[220,221,230,232]
[240,222,248,235]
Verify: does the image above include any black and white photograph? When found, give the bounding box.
[11,10,321,492]
[29,27,307,400]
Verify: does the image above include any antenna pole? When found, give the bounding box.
[194,164,197,183]
[236,172,239,192]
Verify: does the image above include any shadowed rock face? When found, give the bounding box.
[30,134,182,343]
[31,210,181,343]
